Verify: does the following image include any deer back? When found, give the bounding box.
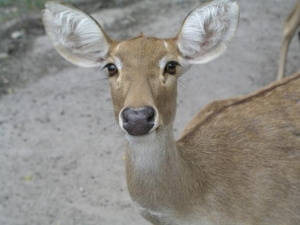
[177,72,300,224]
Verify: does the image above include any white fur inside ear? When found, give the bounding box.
[177,0,239,64]
[42,1,110,67]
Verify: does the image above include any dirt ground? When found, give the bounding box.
[0,0,299,225]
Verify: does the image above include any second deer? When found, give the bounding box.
[277,0,300,80]
[42,0,300,224]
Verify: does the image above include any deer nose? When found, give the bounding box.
[121,107,155,136]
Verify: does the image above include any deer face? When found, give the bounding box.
[42,0,239,137]
[107,37,185,136]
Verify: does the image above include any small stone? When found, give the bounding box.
[11,30,24,39]
[120,19,131,25]
[0,52,8,59]
[0,76,9,84]
[24,174,34,181]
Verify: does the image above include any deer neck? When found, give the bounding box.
[125,125,177,175]
[124,125,202,211]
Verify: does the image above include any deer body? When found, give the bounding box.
[125,72,300,225]
[42,1,300,224]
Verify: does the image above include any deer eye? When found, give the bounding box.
[104,63,118,77]
[164,61,179,75]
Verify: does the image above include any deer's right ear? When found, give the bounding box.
[42,1,110,67]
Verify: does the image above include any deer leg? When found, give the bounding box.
[277,1,300,80]
[277,34,293,81]
[277,26,299,81]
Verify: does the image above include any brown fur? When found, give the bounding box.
[178,72,300,224]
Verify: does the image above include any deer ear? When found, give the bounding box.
[177,0,239,64]
[42,1,110,67]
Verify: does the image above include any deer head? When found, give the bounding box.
[42,0,239,138]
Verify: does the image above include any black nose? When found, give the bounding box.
[122,107,155,136]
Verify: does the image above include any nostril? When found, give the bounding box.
[122,112,129,123]
[147,109,155,123]
[122,108,131,123]
[123,118,128,123]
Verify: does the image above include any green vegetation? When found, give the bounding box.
[0,0,77,10]
[0,0,75,23]
[0,0,48,10]
[0,0,49,23]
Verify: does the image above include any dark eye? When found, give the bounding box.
[164,61,179,75]
[104,63,118,77]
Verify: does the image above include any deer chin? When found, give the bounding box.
[125,131,157,143]
[124,123,173,145]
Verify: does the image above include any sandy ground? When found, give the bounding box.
[0,0,299,225]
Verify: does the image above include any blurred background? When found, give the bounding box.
[0,0,299,225]
[0,0,141,95]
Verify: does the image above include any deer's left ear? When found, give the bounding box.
[176,0,239,64]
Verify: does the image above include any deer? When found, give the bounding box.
[277,0,300,80]
[42,0,300,224]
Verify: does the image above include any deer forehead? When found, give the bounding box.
[109,37,180,71]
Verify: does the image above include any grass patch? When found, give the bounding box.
[0,0,77,10]
[0,0,76,23]
[0,0,47,10]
